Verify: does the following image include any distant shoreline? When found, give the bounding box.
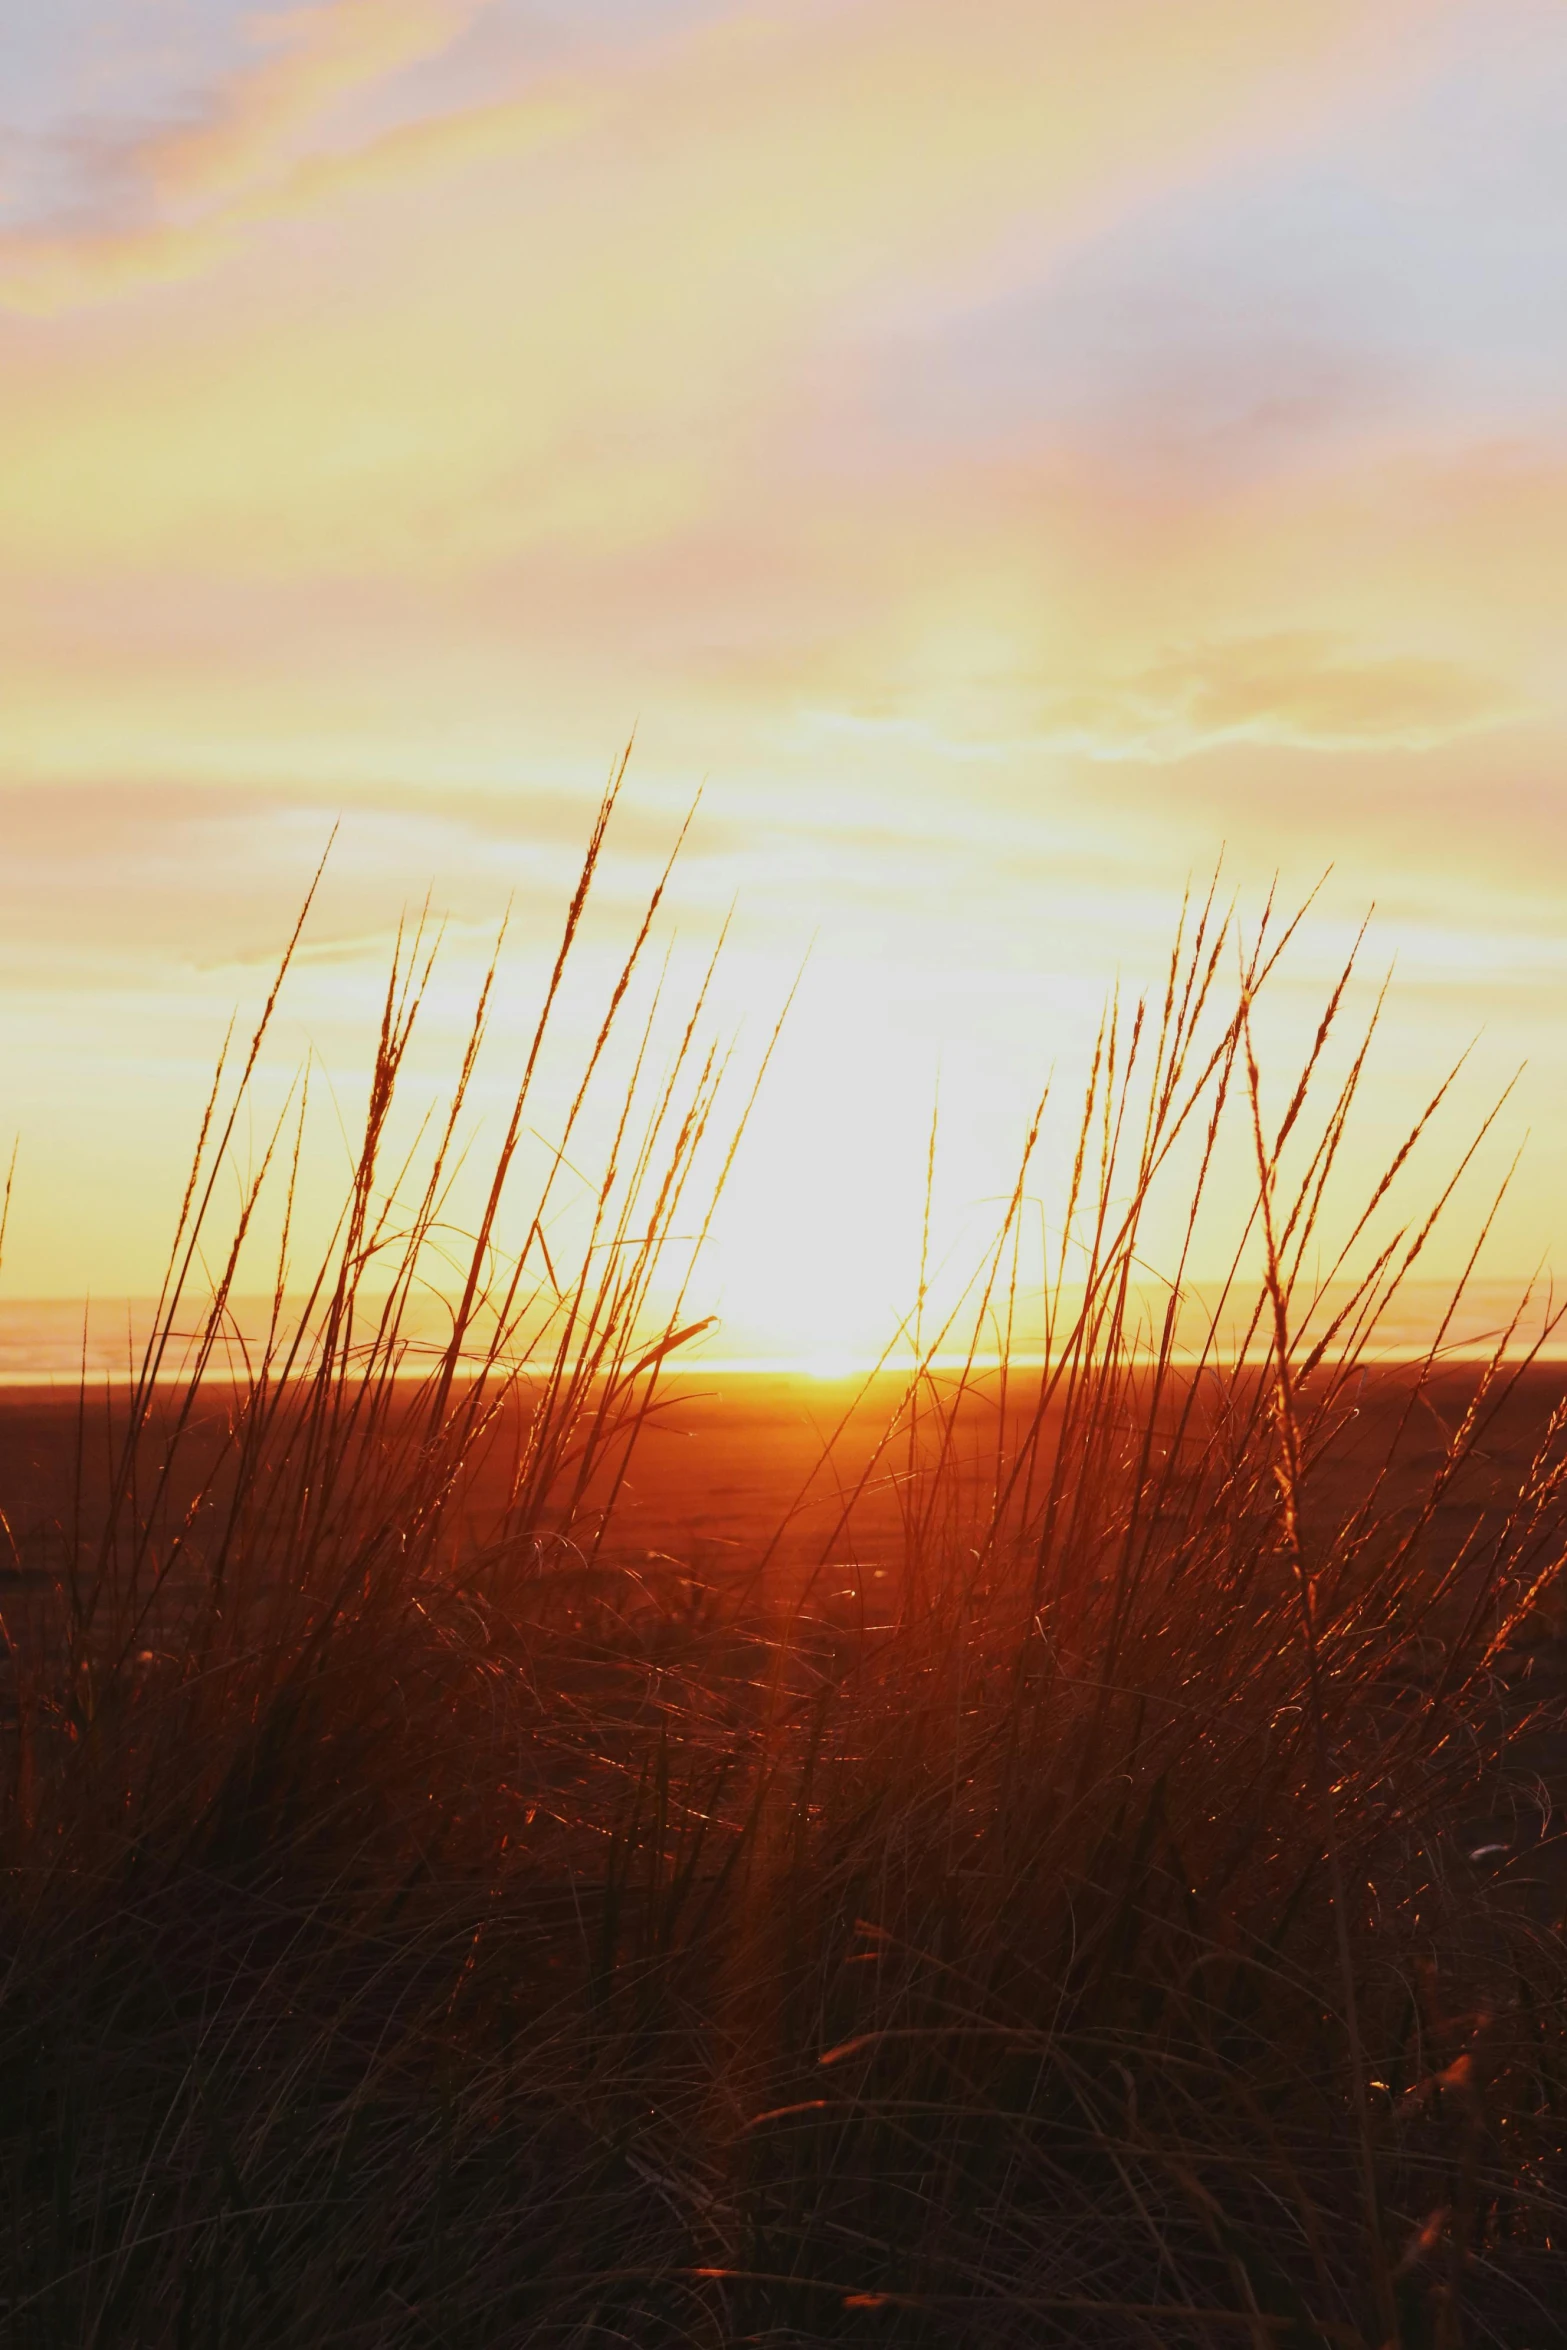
[0,1279,1555,1383]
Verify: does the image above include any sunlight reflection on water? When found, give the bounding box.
[0,1280,1560,1385]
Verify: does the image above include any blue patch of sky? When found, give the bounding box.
[0,0,258,229]
[473,0,736,61]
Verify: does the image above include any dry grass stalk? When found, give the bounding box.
[0,817,1563,2347]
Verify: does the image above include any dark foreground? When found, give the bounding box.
[1,1364,1565,2347]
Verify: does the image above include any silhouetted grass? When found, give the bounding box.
[1,800,1563,2347]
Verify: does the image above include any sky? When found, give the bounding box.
[1,0,1565,1362]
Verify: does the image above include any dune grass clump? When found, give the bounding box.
[0,795,1564,2347]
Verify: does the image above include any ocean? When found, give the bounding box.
[0,1281,1559,1385]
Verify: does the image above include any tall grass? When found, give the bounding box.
[1,804,1563,2348]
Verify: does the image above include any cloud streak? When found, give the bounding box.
[0,0,503,307]
[0,0,1426,312]
[146,0,497,205]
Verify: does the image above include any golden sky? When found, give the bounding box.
[2,0,1565,1356]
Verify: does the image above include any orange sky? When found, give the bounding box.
[1,0,1565,1357]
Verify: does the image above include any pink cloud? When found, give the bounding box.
[144,0,497,208]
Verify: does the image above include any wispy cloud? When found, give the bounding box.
[1031,634,1523,760]
[144,0,498,207]
[0,0,503,307]
[0,0,1420,312]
